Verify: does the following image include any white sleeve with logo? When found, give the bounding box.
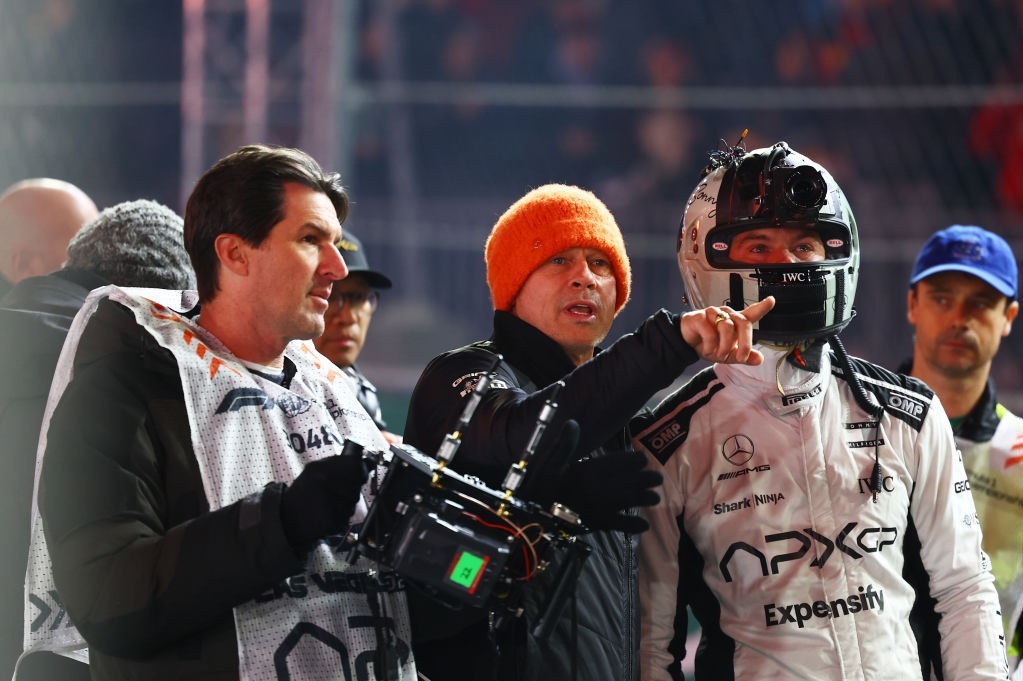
[912,394,1009,679]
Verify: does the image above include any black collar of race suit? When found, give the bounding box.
[784,338,826,373]
[950,376,1000,442]
[491,310,590,388]
[896,356,1000,442]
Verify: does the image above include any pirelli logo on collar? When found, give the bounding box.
[781,383,822,407]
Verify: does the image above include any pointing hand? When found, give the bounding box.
[680,296,776,365]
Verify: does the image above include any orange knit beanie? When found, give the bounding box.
[484,184,631,313]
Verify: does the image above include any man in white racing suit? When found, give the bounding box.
[636,138,1008,680]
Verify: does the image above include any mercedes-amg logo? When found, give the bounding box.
[721,434,754,466]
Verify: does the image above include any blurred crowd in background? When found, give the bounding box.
[2,0,1023,427]
[352,0,1023,212]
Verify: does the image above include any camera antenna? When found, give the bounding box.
[498,381,564,515]
[703,128,748,176]
[432,352,503,481]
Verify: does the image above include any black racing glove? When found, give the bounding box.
[521,418,662,533]
[557,450,662,534]
[280,453,369,555]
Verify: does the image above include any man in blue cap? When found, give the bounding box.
[901,224,1022,676]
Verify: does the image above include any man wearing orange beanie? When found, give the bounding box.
[403,183,774,681]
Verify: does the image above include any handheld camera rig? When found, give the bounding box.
[346,356,591,638]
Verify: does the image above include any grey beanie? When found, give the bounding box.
[66,199,196,289]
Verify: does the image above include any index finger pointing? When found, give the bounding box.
[741,296,776,324]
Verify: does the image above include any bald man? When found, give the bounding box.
[0,179,98,298]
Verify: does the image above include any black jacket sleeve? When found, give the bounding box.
[404,309,698,487]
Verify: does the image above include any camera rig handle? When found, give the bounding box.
[500,380,563,503]
[434,353,504,476]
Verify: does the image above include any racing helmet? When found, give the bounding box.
[677,140,859,345]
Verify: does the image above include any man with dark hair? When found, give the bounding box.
[1,199,195,680]
[900,224,1023,677]
[0,178,98,298]
[27,145,415,681]
[314,230,394,437]
[182,144,350,302]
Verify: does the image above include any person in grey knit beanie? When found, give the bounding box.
[66,199,196,290]
[0,200,195,681]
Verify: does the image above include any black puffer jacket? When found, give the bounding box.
[0,269,106,681]
[403,309,697,681]
[38,298,305,681]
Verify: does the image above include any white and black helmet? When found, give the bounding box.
[677,140,859,345]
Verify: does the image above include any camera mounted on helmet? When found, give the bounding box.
[678,137,859,345]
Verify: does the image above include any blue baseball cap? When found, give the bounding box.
[909,225,1018,299]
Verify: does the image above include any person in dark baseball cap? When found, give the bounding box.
[314,229,395,436]
[901,224,1023,676]
[334,230,392,290]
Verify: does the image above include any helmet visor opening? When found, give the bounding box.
[705,221,851,268]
